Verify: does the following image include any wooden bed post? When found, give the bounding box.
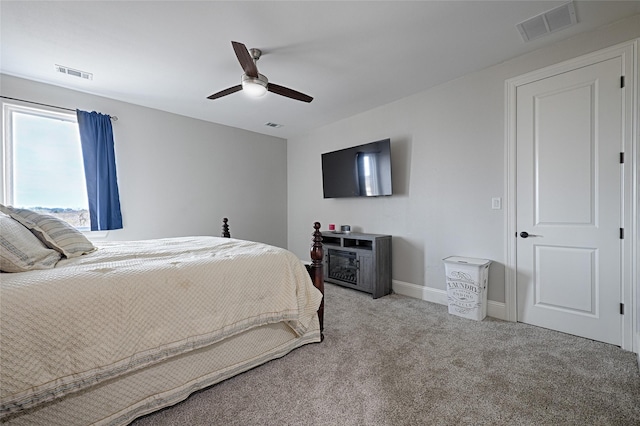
[221,218,230,238]
[310,222,324,336]
[221,217,323,338]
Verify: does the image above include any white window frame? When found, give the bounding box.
[2,101,111,238]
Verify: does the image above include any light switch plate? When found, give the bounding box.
[492,197,502,210]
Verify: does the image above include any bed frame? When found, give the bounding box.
[221,217,324,334]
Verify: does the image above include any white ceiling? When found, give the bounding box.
[1,1,639,139]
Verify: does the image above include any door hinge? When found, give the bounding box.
[620,303,624,315]
[620,228,624,239]
[620,152,624,163]
[621,76,625,88]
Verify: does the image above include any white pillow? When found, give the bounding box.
[0,205,96,258]
[0,214,62,272]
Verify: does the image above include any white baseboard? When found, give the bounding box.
[392,279,447,304]
[392,280,508,321]
[636,333,640,371]
[486,300,507,321]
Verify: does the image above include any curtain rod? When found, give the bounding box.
[0,96,118,121]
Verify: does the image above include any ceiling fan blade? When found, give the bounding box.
[207,85,242,100]
[232,41,258,78]
[267,83,313,103]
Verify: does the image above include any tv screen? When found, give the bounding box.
[321,138,392,198]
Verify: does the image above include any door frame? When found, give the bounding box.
[504,40,638,352]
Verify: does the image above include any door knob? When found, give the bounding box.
[520,231,542,238]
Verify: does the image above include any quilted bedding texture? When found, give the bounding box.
[0,236,323,418]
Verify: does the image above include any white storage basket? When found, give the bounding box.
[443,256,491,321]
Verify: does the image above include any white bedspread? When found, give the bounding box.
[0,236,322,417]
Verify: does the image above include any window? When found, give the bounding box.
[2,103,90,230]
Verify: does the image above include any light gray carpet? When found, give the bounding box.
[133,283,640,425]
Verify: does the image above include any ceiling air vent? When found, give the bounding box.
[516,1,577,42]
[55,65,93,80]
[264,122,283,128]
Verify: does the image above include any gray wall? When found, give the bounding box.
[286,15,640,310]
[0,75,288,247]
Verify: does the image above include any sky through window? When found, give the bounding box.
[11,110,88,210]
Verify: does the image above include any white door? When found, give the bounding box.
[516,57,623,345]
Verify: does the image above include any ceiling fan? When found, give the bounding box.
[207,41,313,103]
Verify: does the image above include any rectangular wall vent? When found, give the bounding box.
[516,1,577,42]
[264,122,283,128]
[55,65,93,80]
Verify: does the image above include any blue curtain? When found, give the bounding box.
[76,110,123,231]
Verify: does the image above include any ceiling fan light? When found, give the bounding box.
[243,82,267,97]
[242,74,268,97]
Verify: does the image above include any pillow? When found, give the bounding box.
[0,214,62,272]
[0,205,96,258]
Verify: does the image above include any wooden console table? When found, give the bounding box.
[321,231,391,299]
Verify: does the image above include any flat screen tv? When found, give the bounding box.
[321,138,392,199]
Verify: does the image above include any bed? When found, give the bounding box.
[0,210,324,426]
